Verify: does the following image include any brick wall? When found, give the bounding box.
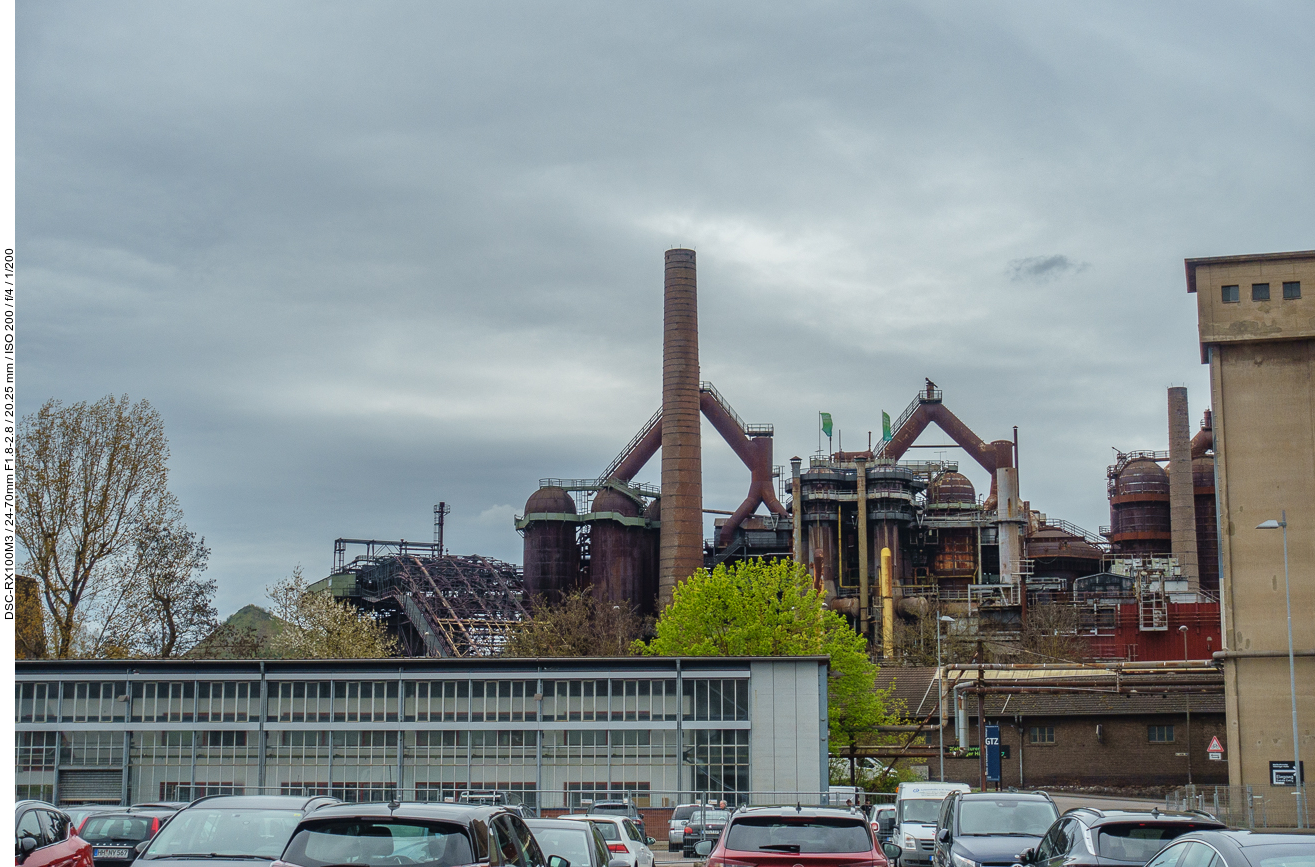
[938,714,1227,788]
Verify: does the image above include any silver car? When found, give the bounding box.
[561,815,654,867]
[666,804,703,852]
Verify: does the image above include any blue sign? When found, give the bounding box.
[985,724,1001,783]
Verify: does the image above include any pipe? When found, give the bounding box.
[881,547,894,659]
[659,249,702,607]
[791,457,804,564]
[858,458,870,643]
[955,681,972,748]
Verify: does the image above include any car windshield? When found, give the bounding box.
[958,800,1057,836]
[1244,844,1315,867]
[725,817,872,854]
[281,821,474,867]
[1096,825,1213,863]
[900,800,943,824]
[530,829,594,867]
[81,816,155,843]
[591,805,630,815]
[692,811,731,825]
[141,809,305,860]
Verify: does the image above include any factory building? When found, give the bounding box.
[16,656,827,809]
[1185,249,1314,819]
[518,250,1223,665]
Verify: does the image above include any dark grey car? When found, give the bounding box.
[136,795,339,867]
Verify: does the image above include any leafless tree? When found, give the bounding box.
[502,590,652,657]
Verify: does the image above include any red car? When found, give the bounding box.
[697,806,888,867]
[15,801,94,867]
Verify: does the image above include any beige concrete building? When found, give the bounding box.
[1186,250,1314,821]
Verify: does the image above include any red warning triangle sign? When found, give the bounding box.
[1207,736,1225,753]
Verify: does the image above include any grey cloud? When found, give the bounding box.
[1008,255,1090,282]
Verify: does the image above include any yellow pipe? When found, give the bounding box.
[881,546,895,658]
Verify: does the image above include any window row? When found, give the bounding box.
[1026,725,1177,744]
[1221,282,1301,303]
[18,676,751,725]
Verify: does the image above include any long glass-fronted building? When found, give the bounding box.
[16,657,828,809]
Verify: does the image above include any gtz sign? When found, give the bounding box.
[985,725,1001,783]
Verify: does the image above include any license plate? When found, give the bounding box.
[94,848,131,860]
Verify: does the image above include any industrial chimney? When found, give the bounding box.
[1167,387,1200,591]
[659,249,703,608]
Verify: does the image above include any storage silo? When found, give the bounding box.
[589,488,650,610]
[927,471,977,578]
[521,486,580,600]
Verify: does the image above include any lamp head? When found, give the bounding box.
[1179,625,1188,633]
[1256,519,1284,530]
[939,616,956,623]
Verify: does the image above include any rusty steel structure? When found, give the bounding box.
[328,538,528,658]
[660,248,704,608]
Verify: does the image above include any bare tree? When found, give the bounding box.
[126,525,216,658]
[17,395,179,657]
[1018,603,1088,662]
[502,589,652,657]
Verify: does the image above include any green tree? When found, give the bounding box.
[267,567,398,659]
[15,575,47,659]
[502,589,651,657]
[634,558,900,751]
[17,395,185,657]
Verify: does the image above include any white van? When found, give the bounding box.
[889,781,971,867]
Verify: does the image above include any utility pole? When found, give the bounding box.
[976,639,986,792]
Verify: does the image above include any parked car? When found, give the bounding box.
[136,795,339,867]
[64,808,113,836]
[682,808,731,859]
[527,818,629,867]
[79,809,178,867]
[273,801,551,867]
[1016,807,1226,867]
[1142,830,1315,867]
[871,806,896,845]
[667,804,705,853]
[696,805,887,867]
[586,802,645,837]
[562,815,654,867]
[932,791,1059,867]
[16,801,94,867]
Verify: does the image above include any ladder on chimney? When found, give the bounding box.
[1138,586,1169,631]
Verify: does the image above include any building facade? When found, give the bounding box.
[1185,250,1314,817]
[16,657,827,809]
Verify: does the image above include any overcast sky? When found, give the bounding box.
[17,1,1314,617]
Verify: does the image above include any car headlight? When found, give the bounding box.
[952,852,979,867]
[903,834,919,849]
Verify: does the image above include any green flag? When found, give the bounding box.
[882,411,892,441]
[820,412,833,438]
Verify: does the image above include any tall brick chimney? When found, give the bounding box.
[659,249,703,608]
[1168,386,1200,592]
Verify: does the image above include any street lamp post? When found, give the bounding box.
[1180,624,1191,786]
[937,615,956,782]
[1258,511,1304,828]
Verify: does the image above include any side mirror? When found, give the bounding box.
[18,836,39,863]
[646,837,657,846]
[135,842,152,854]
[1017,849,1036,864]
[547,856,570,867]
[884,841,903,863]
[937,829,951,844]
[695,840,713,856]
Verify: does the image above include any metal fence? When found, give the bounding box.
[1166,784,1311,829]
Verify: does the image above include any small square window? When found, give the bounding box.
[1283,281,1301,300]
[1252,283,1270,301]
[1029,726,1055,744]
[1221,285,1239,303]
[1148,724,1175,743]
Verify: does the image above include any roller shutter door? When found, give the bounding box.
[58,770,122,804]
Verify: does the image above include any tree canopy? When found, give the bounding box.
[634,558,900,751]
[267,567,398,659]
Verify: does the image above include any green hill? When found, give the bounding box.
[187,604,288,658]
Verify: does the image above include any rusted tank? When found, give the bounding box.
[590,488,656,613]
[521,486,580,600]
[928,471,976,506]
[1193,454,1219,593]
[1109,458,1171,555]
